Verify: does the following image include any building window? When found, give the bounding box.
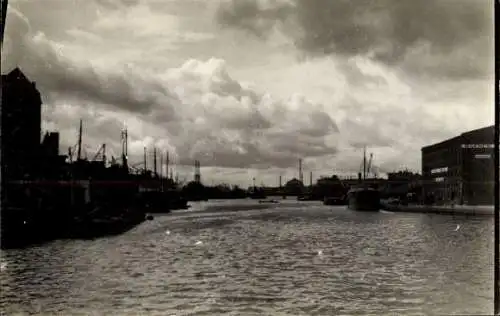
[435,177,445,182]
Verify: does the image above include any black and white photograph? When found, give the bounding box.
[0,0,497,315]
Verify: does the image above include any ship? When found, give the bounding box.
[346,147,381,212]
[248,177,267,199]
[248,187,267,199]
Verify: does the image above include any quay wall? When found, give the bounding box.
[380,202,494,216]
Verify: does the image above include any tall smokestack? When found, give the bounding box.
[299,159,303,183]
[279,175,282,188]
[310,171,312,187]
[194,160,201,183]
[144,147,147,173]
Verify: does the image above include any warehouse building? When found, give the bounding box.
[421,125,495,205]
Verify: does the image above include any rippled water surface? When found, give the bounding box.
[0,200,494,315]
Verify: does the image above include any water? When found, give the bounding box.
[0,200,494,315]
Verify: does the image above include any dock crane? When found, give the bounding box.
[92,144,106,164]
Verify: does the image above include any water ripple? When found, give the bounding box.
[0,202,494,315]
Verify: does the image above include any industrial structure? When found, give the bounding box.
[421,125,495,205]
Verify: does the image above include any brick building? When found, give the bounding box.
[421,125,495,205]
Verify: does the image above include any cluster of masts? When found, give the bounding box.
[67,119,183,182]
[64,120,377,187]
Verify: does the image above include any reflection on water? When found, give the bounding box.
[0,200,494,315]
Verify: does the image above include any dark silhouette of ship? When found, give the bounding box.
[346,147,380,212]
[249,187,267,199]
[0,66,188,248]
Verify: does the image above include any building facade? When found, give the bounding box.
[1,68,43,179]
[421,125,495,205]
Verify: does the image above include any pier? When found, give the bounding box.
[380,202,494,216]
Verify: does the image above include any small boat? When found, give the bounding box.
[258,199,279,204]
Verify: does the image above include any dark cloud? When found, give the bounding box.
[216,0,493,79]
[2,14,178,117]
[95,0,140,9]
[215,0,294,37]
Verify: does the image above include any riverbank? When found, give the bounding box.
[380,202,494,216]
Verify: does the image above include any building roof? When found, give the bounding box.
[1,67,30,82]
[421,135,461,152]
[421,125,495,152]
[460,125,495,138]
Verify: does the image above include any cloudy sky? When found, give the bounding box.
[2,0,494,187]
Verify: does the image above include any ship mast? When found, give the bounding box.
[121,128,128,170]
[77,119,83,161]
[143,147,147,174]
[153,147,157,178]
[363,146,367,181]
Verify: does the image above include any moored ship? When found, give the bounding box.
[347,147,380,212]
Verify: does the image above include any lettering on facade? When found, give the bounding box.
[474,154,491,159]
[434,177,445,182]
[461,144,494,149]
[431,167,448,174]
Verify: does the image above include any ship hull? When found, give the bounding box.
[347,189,380,212]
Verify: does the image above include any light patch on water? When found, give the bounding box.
[317,250,323,256]
[165,230,171,235]
[195,241,203,245]
[454,224,460,231]
[360,272,367,281]
[0,261,7,271]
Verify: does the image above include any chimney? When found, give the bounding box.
[299,159,303,183]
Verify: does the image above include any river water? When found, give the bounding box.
[0,199,494,315]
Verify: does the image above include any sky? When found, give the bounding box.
[2,0,494,188]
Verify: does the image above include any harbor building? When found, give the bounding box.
[421,125,495,205]
[1,68,43,180]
